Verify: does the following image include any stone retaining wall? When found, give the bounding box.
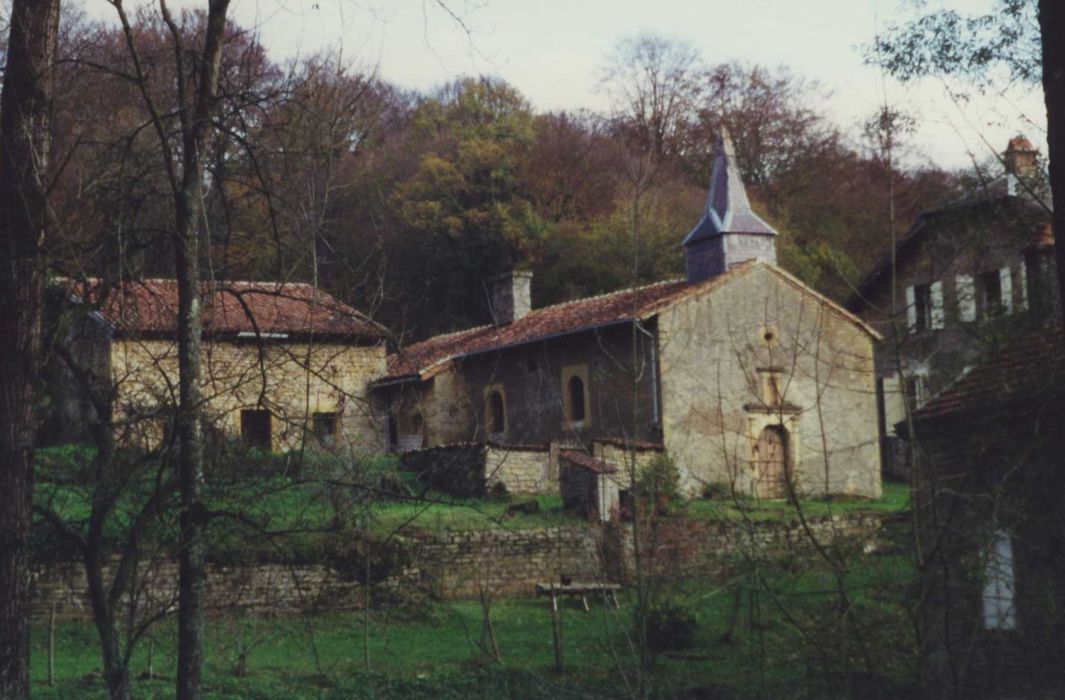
[30,512,887,620]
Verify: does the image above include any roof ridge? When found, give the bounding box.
[525,277,684,316]
[397,277,684,352]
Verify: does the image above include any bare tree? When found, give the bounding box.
[106,1,232,696]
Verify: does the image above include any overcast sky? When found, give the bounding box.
[84,0,1046,171]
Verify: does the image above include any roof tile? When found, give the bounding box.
[62,278,384,340]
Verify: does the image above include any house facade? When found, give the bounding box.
[846,137,1057,473]
[49,279,387,453]
[375,134,882,501]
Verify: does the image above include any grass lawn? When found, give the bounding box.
[683,479,912,522]
[30,550,918,699]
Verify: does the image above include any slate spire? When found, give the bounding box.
[683,129,777,283]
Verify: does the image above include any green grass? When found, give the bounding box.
[684,480,911,522]
[30,550,919,699]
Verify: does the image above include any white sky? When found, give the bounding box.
[83,0,1047,171]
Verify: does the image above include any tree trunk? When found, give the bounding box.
[1034,2,1065,692]
[172,4,230,698]
[0,0,60,697]
[1040,2,1065,328]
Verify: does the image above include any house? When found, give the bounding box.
[846,137,1057,474]
[374,134,883,502]
[909,324,1065,697]
[46,278,388,453]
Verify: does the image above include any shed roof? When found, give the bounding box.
[559,450,619,475]
[59,278,385,341]
[381,260,879,383]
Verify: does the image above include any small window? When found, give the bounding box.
[312,412,338,447]
[568,375,586,422]
[241,409,272,450]
[387,411,398,451]
[983,529,1017,631]
[980,270,1003,314]
[488,390,506,435]
[912,284,932,331]
[903,376,924,414]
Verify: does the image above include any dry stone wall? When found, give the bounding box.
[30,513,887,620]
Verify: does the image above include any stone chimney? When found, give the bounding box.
[682,129,778,284]
[489,270,533,325]
[1004,136,1039,178]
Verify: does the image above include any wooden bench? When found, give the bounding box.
[536,581,621,611]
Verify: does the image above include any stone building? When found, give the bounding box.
[846,137,1057,473]
[375,134,882,501]
[909,324,1065,697]
[47,278,387,453]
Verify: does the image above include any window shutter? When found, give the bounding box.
[905,286,917,331]
[930,281,945,329]
[999,267,1013,313]
[956,275,976,322]
[1018,260,1028,311]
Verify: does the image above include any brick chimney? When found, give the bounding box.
[1004,136,1039,178]
[489,271,532,325]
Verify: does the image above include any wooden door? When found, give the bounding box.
[755,425,788,498]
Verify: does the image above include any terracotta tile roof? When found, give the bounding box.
[559,450,618,475]
[383,261,878,382]
[912,325,1065,421]
[60,278,385,341]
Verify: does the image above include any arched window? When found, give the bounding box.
[568,375,586,422]
[488,391,506,435]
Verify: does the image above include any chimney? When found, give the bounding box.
[1004,136,1039,178]
[489,270,532,325]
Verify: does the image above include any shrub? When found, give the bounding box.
[634,453,682,516]
[644,602,698,653]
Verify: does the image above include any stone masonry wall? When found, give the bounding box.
[111,338,386,452]
[31,513,886,620]
[485,445,555,494]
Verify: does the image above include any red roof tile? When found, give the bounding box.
[913,325,1065,421]
[559,450,619,474]
[383,261,877,382]
[61,278,384,341]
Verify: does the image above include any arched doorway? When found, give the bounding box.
[754,425,790,499]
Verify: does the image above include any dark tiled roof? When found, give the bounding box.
[61,278,384,341]
[383,261,878,382]
[559,450,618,474]
[682,130,777,245]
[913,325,1065,421]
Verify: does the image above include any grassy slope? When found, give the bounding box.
[31,550,917,699]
